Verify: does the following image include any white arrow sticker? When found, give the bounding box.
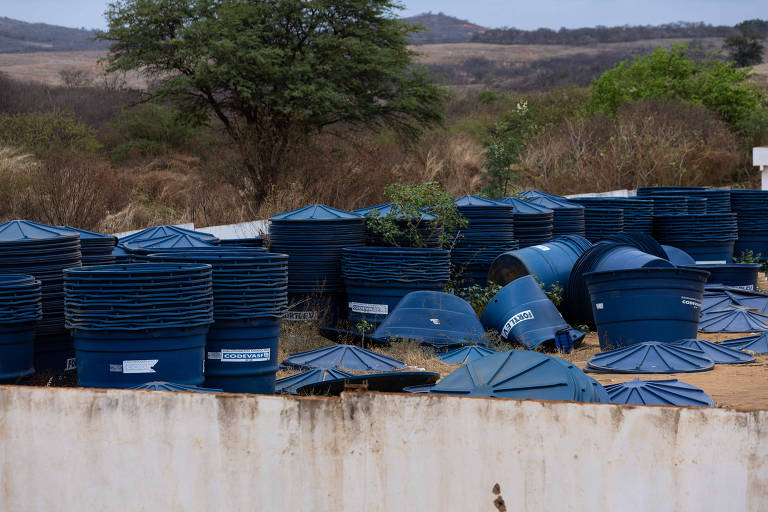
[122,359,158,374]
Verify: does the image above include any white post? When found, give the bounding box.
[755,147,768,190]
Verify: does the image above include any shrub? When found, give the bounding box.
[365,181,467,249]
[0,111,101,155]
[110,104,198,164]
[587,44,768,138]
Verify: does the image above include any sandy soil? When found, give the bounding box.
[569,332,768,410]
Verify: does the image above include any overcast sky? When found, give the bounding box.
[2,0,764,31]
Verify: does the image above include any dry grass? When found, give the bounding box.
[411,38,725,66]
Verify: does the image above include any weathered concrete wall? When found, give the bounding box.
[0,386,765,511]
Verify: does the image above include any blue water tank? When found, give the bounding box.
[64,263,214,388]
[0,274,42,380]
[488,235,592,291]
[481,275,584,350]
[584,267,709,349]
[684,263,760,291]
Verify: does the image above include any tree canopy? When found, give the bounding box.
[98,0,446,202]
[724,20,766,68]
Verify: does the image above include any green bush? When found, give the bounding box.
[587,44,768,139]
[115,103,197,147]
[0,111,101,155]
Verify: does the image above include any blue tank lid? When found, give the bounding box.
[372,291,489,347]
[281,344,406,371]
[55,225,117,242]
[438,345,497,365]
[454,195,510,207]
[720,333,768,354]
[699,306,768,333]
[673,339,755,364]
[662,245,696,265]
[520,190,585,210]
[0,219,79,243]
[120,225,219,244]
[429,350,579,400]
[496,197,554,214]
[274,368,354,395]
[130,381,221,392]
[586,342,715,374]
[605,378,715,407]
[121,233,218,252]
[270,204,362,222]
[354,202,436,221]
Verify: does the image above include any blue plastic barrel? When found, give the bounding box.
[584,267,709,349]
[345,280,445,324]
[481,275,584,350]
[684,263,761,291]
[488,235,592,290]
[566,242,675,326]
[204,318,280,393]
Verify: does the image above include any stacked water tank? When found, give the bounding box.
[582,208,623,242]
[268,205,364,321]
[64,263,214,388]
[496,197,554,247]
[570,197,654,234]
[142,250,288,393]
[0,220,82,372]
[452,196,517,287]
[341,247,450,325]
[119,225,220,256]
[730,190,768,262]
[0,274,42,380]
[519,190,585,237]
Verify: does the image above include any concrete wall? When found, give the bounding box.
[0,386,765,511]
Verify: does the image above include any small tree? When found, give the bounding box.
[724,22,766,68]
[97,0,446,204]
[59,67,93,88]
[482,100,534,198]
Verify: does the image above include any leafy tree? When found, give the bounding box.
[482,100,534,198]
[724,21,766,67]
[587,44,767,136]
[97,0,446,203]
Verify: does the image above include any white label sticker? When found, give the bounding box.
[681,296,702,309]
[429,318,441,325]
[349,302,388,315]
[596,303,604,310]
[533,245,551,251]
[285,311,318,321]
[221,348,270,363]
[695,260,727,265]
[123,359,158,374]
[65,358,77,371]
[501,310,535,338]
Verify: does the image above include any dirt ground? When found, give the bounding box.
[567,332,768,410]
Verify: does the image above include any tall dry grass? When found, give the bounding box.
[518,99,744,194]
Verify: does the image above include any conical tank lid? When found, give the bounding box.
[0,219,79,244]
[429,350,578,400]
[270,204,362,222]
[586,342,715,373]
[281,344,406,371]
[605,378,715,406]
[720,333,768,354]
[274,369,354,395]
[673,339,754,364]
[698,306,768,333]
[438,345,497,365]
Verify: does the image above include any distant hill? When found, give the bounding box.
[0,17,109,53]
[404,12,486,44]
